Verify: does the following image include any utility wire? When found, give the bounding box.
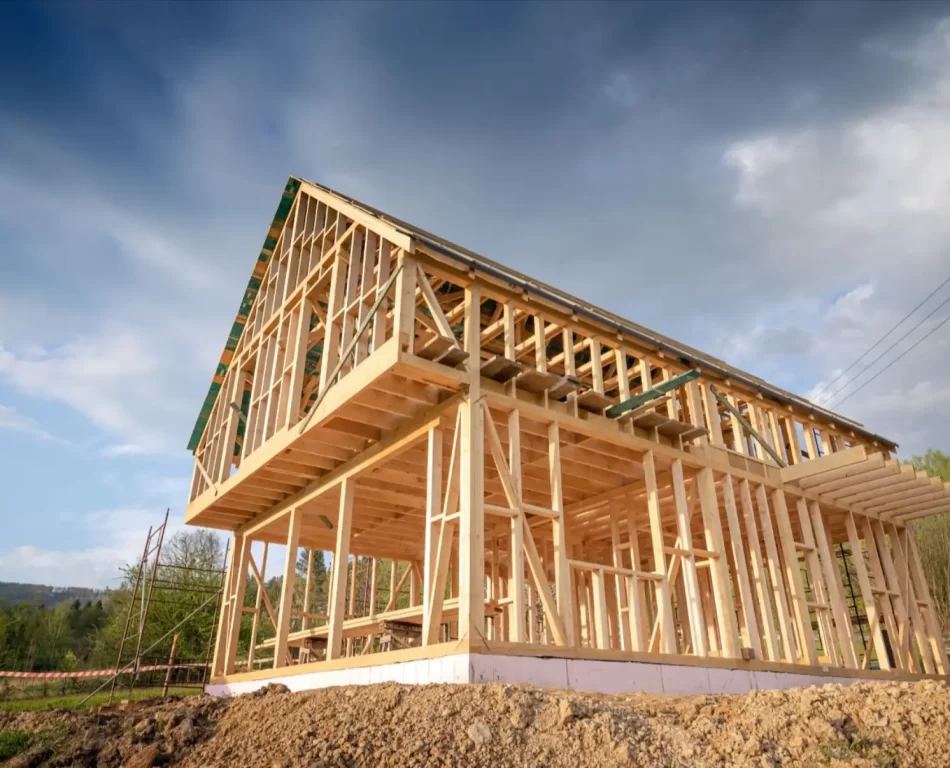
[813,274,950,398]
[822,293,950,407]
[830,313,950,409]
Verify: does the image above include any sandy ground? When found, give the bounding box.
[1,679,949,766]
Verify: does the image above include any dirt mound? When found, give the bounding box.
[1,679,949,766]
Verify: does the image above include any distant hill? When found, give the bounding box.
[0,582,106,608]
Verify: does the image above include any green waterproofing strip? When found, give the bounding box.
[187,177,302,452]
[709,384,787,468]
[605,370,702,419]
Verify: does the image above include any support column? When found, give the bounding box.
[273,509,302,669]
[549,422,575,646]
[458,285,484,645]
[508,410,526,643]
[644,450,676,654]
[422,427,443,643]
[696,467,741,658]
[328,480,355,660]
[223,533,251,675]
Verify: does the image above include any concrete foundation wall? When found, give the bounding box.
[208,653,881,698]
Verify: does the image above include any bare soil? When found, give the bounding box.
[1,679,949,767]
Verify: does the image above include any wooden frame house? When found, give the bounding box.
[187,177,950,696]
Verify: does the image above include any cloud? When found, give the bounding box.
[0,331,195,454]
[715,18,950,453]
[0,404,66,444]
[0,507,186,589]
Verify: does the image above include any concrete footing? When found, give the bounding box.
[207,653,883,697]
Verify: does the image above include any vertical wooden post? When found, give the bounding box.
[508,410,526,643]
[810,505,857,669]
[273,509,302,669]
[721,475,762,659]
[609,515,632,651]
[211,536,236,678]
[422,427,443,643]
[739,481,779,662]
[328,480,355,660]
[696,467,741,658]
[670,459,707,656]
[904,528,949,674]
[549,422,574,646]
[247,542,269,669]
[393,253,417,354]
[844,513,891,670]
[771,490,818,665]
[224,534,251,675]
[591,569,610,649]
[458,284,485,645]
[643,450,676,654]
[885,525,933,674]
[703,384,725,447]
[755,485,797,663]
[162,634,179,698]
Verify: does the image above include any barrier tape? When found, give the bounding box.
[0,663,208,679]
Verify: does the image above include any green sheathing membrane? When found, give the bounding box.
[186,177,301,452]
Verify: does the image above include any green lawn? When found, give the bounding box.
[0,686,202,712]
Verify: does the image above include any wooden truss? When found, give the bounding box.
[193,179,950,683]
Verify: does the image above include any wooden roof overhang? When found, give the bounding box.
[782,447,950,525]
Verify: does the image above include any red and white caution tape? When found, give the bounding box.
[0,663,207,679]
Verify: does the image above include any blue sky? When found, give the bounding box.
[2,1,949,587]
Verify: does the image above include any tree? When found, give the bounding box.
[910,449,950,631]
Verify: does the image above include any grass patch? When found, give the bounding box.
[0,687,201,712]
[818,732,897,766]
[0,729,30,760]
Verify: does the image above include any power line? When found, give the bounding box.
[813,274,950,398]
[830,313,950,409]
[822,292,950,407]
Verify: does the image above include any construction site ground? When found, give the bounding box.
[1,679,949,767]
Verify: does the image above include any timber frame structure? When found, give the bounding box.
[189,177,950,695]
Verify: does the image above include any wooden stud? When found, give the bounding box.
[327,482,355,660]
[844,513,891,670]
[721,475,762,659]
[643,451,676,654]
[809,504,858,669]
[771,490,818,665]
[273,508,302,668]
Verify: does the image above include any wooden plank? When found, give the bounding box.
[809,503,858,669]
[862,517,905,670]
[273,508,302,668]
[508,410,526,643]
[844,513,891,670]
[697,467,741,658]
[795,499,839,667]
[327,482,355,660]
[904,528,949,674]
[643,450,676,654]
[224,534,251,675]
[549,422,574,646]
[721,475,762,659]
[739,480,780,662]
[782,446,870,484]
[771,490,818,665]
[887,524,934,674]
[458,285,485,644]
[605,370,701,419]
[671,459,707,657]
[591,569,610,649]
[755,485,797,664]
[870,519,912,670]
[422,427,443,644]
